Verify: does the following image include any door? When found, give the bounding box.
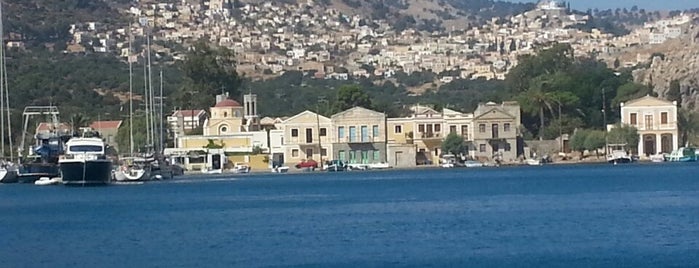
[212,154,221,170]
[394,151,402,166]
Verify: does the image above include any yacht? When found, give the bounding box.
[59,137,112,186]
[0,161,18,183]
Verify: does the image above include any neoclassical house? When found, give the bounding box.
[620,95,679,156]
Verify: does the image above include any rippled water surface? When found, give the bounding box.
[2,163,699,267]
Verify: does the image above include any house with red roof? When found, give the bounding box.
[89,120,123,152]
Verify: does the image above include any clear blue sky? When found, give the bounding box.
[509,0,699,11]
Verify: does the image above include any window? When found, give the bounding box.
[361,151,368,163]
[479,144,486,152]
[291,129,298,137]
[219,124,228,134]
[320,128,327,136]
[461,125,468,137]
[661,112,668,124]
[394,125,402,134]
[645,115,653,129]
[630,113,637,125]
[305,148,313,158]
[504,123,511,132]
[373,150,380,161]
[434,124,441,132]
[305,128,313,143]
[434,148,439,156]
[450,125,457,133]
[492,124,499,139]
[418,124,425,133]
[361,126,368,142]
[223,112,228,117]
[372,125,379,137]
[321,148,327,157]
[504,143,511,152]
[338,150,346,161]
[349,126,356,142]
[292,149,299,157]
[69,145,103,152]
[338,126,345,140]
[479,124,486,133]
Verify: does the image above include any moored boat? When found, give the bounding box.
[59,137,112,186]
[666,147,697,162]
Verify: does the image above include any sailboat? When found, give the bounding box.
[114,21,172,181]
[0,2,18,183]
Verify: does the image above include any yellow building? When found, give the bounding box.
[164,93,269,171]
[278,110,332,167]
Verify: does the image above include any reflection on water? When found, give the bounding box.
[1,163,699,267]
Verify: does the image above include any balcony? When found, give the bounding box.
[419,132,442,139]
[342,135,381,143]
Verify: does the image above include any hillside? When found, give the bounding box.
[2,0,130,47]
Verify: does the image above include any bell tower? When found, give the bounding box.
[243,93,259,131]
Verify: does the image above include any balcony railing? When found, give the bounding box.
[419,132,441,139]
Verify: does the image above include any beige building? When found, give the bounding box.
[387,105,477,165]
[278,110,332,166]
[472,101,521,162]
[620,95,679,156]
[330,107,386,164]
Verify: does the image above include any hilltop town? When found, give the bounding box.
[50,0,699,89]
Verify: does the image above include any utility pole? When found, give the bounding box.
[316,96,325,170]
[602,88,608,155]
[159,68,164,154]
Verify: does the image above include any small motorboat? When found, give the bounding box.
[464,160,484,168]
[271,166,289,173]
[525,158,542,166]
[233,163,251,173]
[34,176,61,186]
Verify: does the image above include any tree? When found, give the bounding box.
[116,115,148,154]
[678,108,699,146]
[607,124,639,153]
[570,129,589,154]
[335,84,372,111]
[517,76,556,140]
[613,58,620,69]
[203,139,225,149]
[178,39,241,109]
[667,80,681,107]
[441,132,466,156]
[583,130,606,158]
[70,113,89,135]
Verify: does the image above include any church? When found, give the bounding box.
[164,93,270,171]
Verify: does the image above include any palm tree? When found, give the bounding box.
[518,78,555,140]
[70,113,88,135]
[678,108,699,146]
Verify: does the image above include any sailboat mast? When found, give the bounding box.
[143,53,150,148]
[146,32,155,151]
[128,22,134,155]
[159,68,164,154]
[0,1,5,159]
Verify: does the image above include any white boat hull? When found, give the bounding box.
[35,177,61,186]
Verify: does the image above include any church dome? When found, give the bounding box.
[214,99,241,107]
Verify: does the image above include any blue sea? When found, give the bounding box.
[2,163,699,267]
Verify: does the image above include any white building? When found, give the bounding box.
[619,95,679,157]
